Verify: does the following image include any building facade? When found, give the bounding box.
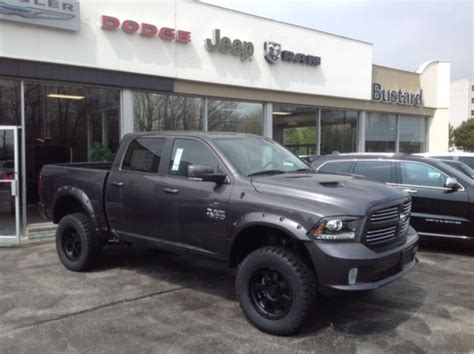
[450,79,474,127]
[0,0,450,244]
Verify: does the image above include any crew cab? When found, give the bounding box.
[312,153,474,242]
[39,132,418,335]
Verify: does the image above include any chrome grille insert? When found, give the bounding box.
[370,206,399,222]
[400,200,412,236]
[366,225,397,244]
[403,201,412,214]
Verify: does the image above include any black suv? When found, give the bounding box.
[311,153,474,242]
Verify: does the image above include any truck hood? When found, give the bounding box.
[251,173,407,216]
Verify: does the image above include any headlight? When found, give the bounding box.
[311,217,361,240]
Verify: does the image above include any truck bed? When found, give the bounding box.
[40,163,111,231]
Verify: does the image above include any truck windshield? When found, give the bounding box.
[213,137,311,177]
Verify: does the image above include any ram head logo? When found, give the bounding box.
[264,41,282,64]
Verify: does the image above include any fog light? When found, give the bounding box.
[348,268,358,285]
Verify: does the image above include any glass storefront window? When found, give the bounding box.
[272,104,318,157]
[320,109,358,154]
[208,99,262,134]
[0,79,21,126]
[399,116,426,153]
[134,92,203,131]
[366,113,397,152]
[24,82,120,223]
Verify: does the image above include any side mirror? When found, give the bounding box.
[445,177,461,191]
[186,164,227,184]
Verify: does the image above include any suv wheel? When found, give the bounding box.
[56,213,102,272]
[236,246,317,335]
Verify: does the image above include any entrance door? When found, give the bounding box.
[0,126,20,245]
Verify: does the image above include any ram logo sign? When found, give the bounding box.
[263,40,321,67]
[0,0,80,31]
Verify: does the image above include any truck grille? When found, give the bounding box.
[364,200,412,248]
[370,206,399,222]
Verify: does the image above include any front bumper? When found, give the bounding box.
[305,226,418,293]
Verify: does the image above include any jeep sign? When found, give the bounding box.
[0,0,80,31]
[205,29,254,61]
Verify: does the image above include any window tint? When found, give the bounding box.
[318,161,352,173]
[353,161,393,183]
[169,139,219,176]
[122,138,165,173]
[400,162,447,187]
[458,157,474,169]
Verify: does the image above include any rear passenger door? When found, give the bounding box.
[352,160,396,185]
[395,161,471,237]
[106,137,167,240]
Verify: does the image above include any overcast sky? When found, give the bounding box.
[201,0,473,81]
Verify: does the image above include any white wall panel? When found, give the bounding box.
[0,0,372,100]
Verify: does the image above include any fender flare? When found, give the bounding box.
[52,186,98,229]
[228,211,312,245]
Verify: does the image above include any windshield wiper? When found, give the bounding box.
[292,168,314,173]
[248,169,287,177]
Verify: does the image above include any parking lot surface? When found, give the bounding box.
[0,240,473,353]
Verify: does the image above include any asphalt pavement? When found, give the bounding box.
[0,240,473,353]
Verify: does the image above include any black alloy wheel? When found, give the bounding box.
[62,227,82,261]
[249,268,293,320]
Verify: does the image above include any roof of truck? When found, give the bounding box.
[125,131,263,139]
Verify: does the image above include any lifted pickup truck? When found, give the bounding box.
[39,132,418,335]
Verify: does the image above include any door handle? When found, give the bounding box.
[111,181,124,187]
[163,187,179,194]
[403,188,417,194]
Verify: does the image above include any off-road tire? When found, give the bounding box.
[236,246,317,335]
[56,213,102,271]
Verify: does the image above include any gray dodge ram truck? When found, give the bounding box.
[39,132,418,335]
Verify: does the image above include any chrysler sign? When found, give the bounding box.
[0,0,80,31]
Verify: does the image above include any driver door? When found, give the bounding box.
[396,161,471,238]
[159,138,232,258]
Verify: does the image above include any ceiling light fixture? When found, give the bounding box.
[47,94,86,100]
[273,111,292,116]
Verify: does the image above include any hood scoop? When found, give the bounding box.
[319,181,343,188]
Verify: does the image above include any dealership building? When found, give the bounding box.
[0,0,450,244]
